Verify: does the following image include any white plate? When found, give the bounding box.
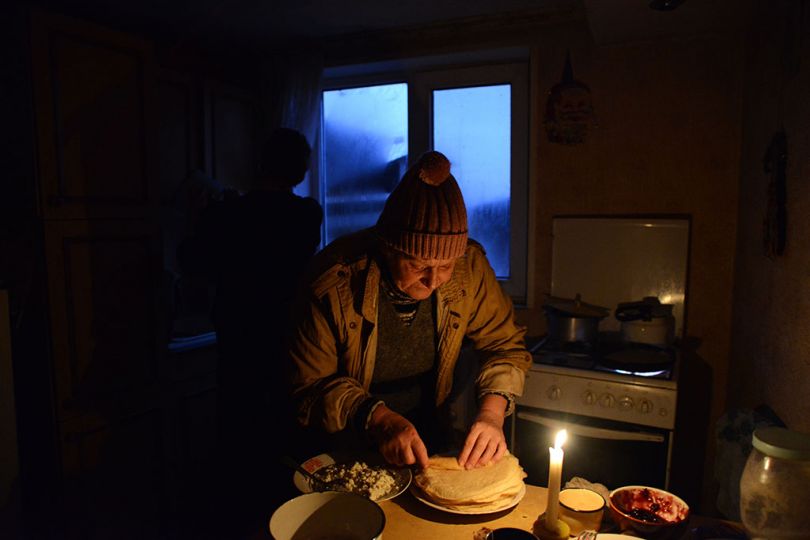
[410,482,526,515]
[292,453,412,502]
[597,535,643,539]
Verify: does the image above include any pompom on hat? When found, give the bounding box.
[376,151,468,260]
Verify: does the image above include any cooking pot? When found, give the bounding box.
[615,296,675,348]
[543,294,610,345]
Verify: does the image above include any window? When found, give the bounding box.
[433,84,511,277]
[322,83,408,245]
[319,55,529,301]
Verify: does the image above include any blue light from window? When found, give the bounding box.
[433,84,511,278]
[322,83,408,245]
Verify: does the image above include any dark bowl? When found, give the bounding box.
[485,528,539,540]
[608,485,689,539]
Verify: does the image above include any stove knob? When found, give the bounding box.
[639,399,653,414]
[599,393,615,408]
[619,396,634,411]
[547,385,562,401]
[582,390,597,405]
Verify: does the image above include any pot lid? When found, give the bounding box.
[543,294,610,318]
[615,296,673,321]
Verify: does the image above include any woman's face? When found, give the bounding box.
[383,249,457,301]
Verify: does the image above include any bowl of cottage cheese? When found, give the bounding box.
[293,453,412,502]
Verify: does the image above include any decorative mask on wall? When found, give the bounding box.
[544,51,596,145]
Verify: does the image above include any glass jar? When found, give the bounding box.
[739,427,810,539]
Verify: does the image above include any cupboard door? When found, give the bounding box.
[30,11,156,219]
[44,220,166,422]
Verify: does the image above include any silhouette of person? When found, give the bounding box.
[177,127,322,536]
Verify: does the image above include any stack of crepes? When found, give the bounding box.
[413,453,527,512]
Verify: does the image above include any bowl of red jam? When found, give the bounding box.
[608,485,689,539]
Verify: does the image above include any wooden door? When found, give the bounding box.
[30,10,265,537]
[31,11,172,539]
[30,11,157,220]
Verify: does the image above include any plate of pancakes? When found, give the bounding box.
[411,452,527,514]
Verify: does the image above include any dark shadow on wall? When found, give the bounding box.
[670,336,712,514]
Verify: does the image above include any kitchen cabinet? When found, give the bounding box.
[30,11,158,221]
[17,8,260,538]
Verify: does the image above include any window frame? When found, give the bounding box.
[318,53,529,302]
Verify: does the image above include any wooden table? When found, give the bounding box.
[378,484,548,539]
[377,484,748,540]
[258,484,748,540]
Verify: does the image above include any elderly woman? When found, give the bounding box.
[288,151,530,470]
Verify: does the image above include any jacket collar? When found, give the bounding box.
[359,251,469,322]
[360,257,381,322]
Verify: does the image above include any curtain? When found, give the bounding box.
[261,52,324,198]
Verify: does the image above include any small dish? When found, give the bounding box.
[293,453,411,502]
[485,527,539,540]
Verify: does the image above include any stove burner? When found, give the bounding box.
[600,345,675,374]
[609,368,670,378]
[529,335,676,380]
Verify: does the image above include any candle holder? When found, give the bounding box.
[532,512,570,540]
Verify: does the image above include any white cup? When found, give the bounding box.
[558,488,605,536]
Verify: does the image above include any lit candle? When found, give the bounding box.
[545,429,567,527]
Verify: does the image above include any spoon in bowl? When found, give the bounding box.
[280,455,347,493]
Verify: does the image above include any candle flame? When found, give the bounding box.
[554,429,568,449]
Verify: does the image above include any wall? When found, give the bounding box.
[730,0,810,432]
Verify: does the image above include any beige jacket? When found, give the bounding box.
[289,229,531,433]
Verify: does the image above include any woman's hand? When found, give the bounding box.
[367,405,429,469]
[458,394,508,469]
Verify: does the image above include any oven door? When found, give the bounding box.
[511,406,672,490]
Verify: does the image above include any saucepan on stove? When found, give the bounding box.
[615,297,675,348]
[543,294,610,345]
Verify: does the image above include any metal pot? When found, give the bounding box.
[615,296,675,348]
[543,294,610,345]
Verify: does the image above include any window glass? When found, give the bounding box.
[320,58,528,301]
[433,84,511,278]
[322,83,408,244]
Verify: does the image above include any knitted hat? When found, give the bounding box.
[376,151,468,260]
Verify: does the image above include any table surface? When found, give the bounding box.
[261,484,748,540]
[378,484,549,540]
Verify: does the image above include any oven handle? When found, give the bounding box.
[516,411,665,443]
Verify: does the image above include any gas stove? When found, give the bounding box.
[511,217,688,490]
[520,334,679,430]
